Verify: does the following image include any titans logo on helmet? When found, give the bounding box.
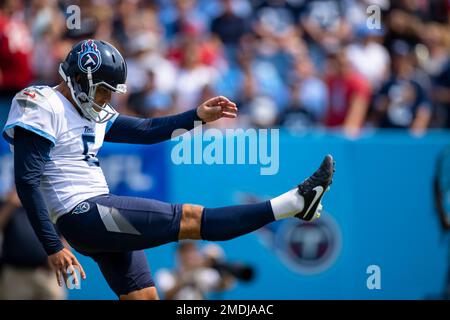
[77,39,102,73]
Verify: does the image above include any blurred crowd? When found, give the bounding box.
[0,0,449,135]
[155,242,241,300]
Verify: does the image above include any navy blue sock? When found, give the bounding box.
[200,201,275,241]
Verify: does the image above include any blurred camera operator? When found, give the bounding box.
[0,189,66,300]
[156,241,254,300]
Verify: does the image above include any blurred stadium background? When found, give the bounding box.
[0,0,449,299]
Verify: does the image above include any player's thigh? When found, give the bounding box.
[90,250,156,299]
[57,194,183,252]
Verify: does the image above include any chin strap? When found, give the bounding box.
[58,63,91,120]
[58,64,118,123]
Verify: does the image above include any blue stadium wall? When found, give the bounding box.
[1,130,449,299]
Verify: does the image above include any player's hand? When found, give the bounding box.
[196,96,238,123]
[48,247,86,288]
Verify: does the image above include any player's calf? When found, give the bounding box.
[179,156,335,243]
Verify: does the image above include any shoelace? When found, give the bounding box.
[298,163,333,194]
[298,174,320,193]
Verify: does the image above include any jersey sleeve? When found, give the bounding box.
[2,87,60,146]
[104,109,202,144]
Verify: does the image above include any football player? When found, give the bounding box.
[3,40,334,299]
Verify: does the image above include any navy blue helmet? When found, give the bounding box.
[59,39,127,123]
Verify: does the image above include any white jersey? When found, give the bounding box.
[3,85,117,223]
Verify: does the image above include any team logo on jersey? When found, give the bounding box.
[77,40,102,73]
[72,202,91,214]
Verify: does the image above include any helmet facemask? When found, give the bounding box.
[59,64,127,123]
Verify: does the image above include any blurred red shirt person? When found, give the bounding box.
[0,0,33,92]
[324,50,371,133]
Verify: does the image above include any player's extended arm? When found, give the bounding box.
[105,109,203,144]
[105,96,238,144]
[13,126,64,255]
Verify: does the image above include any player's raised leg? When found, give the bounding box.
[56,155,334,250]
[178,155,335,241]
[56,155,334,299]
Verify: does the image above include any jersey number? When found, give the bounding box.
[82,133,99,166]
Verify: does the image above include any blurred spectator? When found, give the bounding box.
[168,30,225,70]
[300,0,352,71]
[0,0,33,128]
[323,49,372,136]
[162,0,210,39]
[127,69,174,118]
[112,0,141,46]
[246,54,289,111]
[418,23,450,78]
[346,24,390,90]
[126,32,177,96]
[172,37,220,111]
[373,40,432,133]
[228,48,284,128]
[0,190,66,300]
[29,0,66,85]
[418,22,450,128]
[155,241,235,300]
[278,56,328,130]
[432,60,450,129]
[211,0,249,48]
[247,95,278,128]
[384,4,424,50]
[126,32,159,94]
[278,83,315,131]
[390,0,450,24]
[252,0,301,41]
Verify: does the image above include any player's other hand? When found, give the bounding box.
[196,96,238,123]
[48,247,86,288]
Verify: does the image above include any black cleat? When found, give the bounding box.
[295,155,335,221]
